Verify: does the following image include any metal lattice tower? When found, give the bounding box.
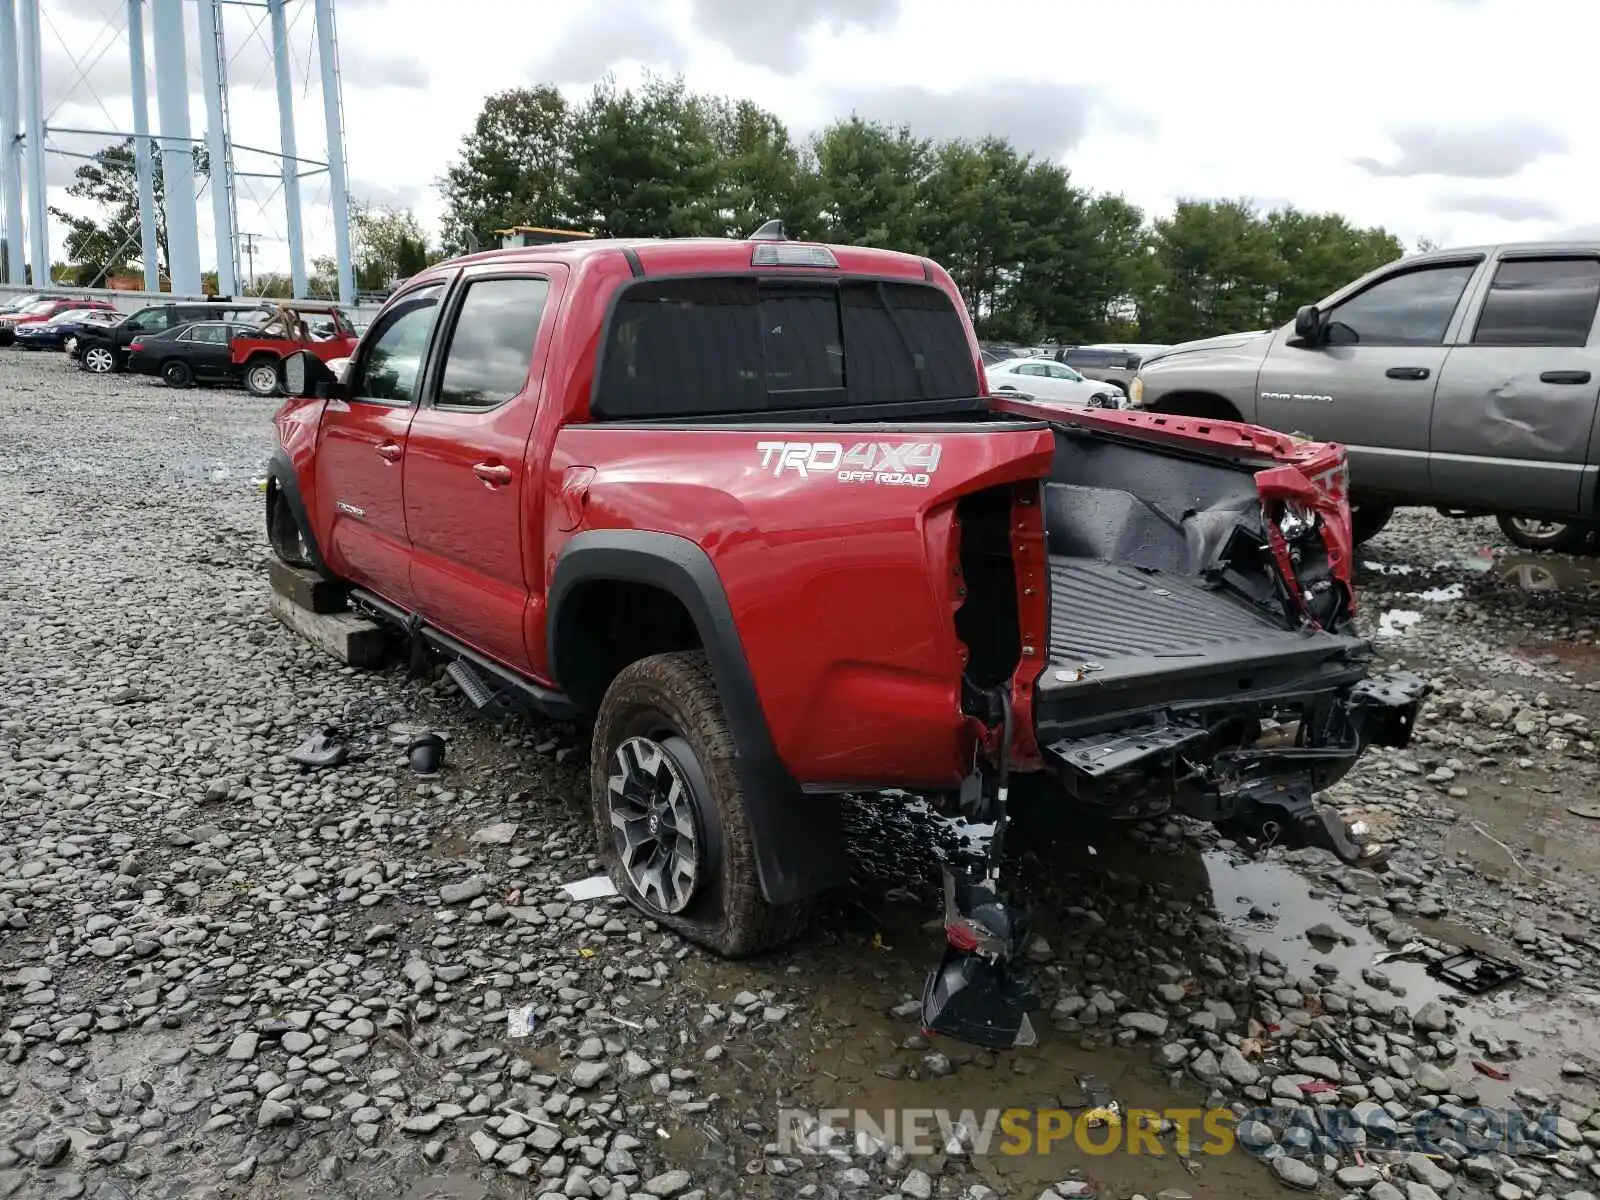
[0,0,354,302]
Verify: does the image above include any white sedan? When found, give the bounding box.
[985,356,1122,407]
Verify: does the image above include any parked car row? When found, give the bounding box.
[1,292,360,397]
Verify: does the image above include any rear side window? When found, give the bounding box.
[1472,258,1600,348]
[435,277,551,409]
[593,276,977,421]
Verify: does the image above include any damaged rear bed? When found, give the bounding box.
[1022,408,1427,859]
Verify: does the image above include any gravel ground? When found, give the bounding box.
[6,347,1600,1200]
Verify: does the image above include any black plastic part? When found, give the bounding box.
[1427,949,1524,994]
[621,246,645,278]
[1348,671,1429,748]
[407,733,446,775]
[1047,718,1210,780]
[265,449,335,579]
[350,588,577,721]
[548,530,847,906]
[921,945,1039,1050]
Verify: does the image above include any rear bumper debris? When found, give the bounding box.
[1039,668,1429,864]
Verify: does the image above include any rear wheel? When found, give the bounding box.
[162,360,193,388]
[245,357,282,397]
[589,651,809,958]
[1350,501,1395,545]
[1497,515,1591,553]
[82,344,116,374]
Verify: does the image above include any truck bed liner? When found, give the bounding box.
[1047,558,1291,665]
[1036,556,1370,736]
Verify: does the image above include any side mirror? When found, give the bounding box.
[282,349,343,399]
[1294,304,1323,344]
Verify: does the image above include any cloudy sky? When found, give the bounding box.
[16,0,1597,278]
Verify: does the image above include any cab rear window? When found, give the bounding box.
[592,276,978,421]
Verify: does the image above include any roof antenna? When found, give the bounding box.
[749,219,787,242]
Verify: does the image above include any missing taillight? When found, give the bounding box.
[953,487,1021,695]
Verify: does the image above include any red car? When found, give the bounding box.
[231,302,360,397]
[267,229,1424,1040]
[0,297,118,346]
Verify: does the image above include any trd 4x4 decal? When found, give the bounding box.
[755,440,943,488]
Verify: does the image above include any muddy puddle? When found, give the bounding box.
[1209,856,1600,1109]
[647,796,1600,1198]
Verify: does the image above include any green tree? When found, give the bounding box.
[48,137,209,285]
[704,96,818,238]
[438,85,574,254]
[1264,208,1402,322]
[351,201,431,290]
[812,117,930,250]
[1137,200,1285,342]
[567,74,726,238]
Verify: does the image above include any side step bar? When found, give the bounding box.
[349,588,578,722]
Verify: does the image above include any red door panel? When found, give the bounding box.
[405,270,565,672]
[313,284,447,607]
[315,401,415,606]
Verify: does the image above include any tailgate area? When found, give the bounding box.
[1028,426,1401,811]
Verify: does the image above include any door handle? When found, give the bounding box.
[375,441,403,462]
[1540,370,1592,385]
[1385,367,1431,380]
[473,461,513,486]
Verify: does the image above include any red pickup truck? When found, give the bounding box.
[268,229,1424,1041]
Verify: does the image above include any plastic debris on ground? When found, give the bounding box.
[406,732,446,775]
[1413,583,1466,602]
[287,726,348,768]
[506,1004,536,1039]
[561,875,619,901]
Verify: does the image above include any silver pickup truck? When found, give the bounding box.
[1129,242,1600,551]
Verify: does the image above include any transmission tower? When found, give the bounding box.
[0,0,355,303]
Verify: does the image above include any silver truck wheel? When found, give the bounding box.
[1497,515,1590,553]
[83,346,115,374]
[605,735,703,915]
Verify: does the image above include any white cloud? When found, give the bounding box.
[16,0,1598,278]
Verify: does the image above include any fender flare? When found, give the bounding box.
[265,446,334,577]
[548,529,846,906]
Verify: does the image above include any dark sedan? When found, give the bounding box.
[13,307,125,352]
[127,321,263,387]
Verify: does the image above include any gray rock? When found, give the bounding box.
[1219,1045,1260,1086]
[1413,1000,1450,1032]
[1407,1153,1453,1191]
[643,1171,693,1197]
[226,1030,259,1061]
[1272,1156,1319,1190]
[1337,1165,1381,1187]
[257,1099,295,1128]
[1412,1062,1451,1093]
[439,875,487,904]
[571,1060,612,1089]
[1119,1011,1169,1037]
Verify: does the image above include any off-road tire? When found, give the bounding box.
[1497,515,1591,554]
[1350,501,1395,545]
[245,356,282,397]
[589,651,810,958]
[162,360,193,388]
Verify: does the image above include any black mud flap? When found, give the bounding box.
[920,876,1040,1050]
[921,946,1039,1050]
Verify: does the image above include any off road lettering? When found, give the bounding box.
[756,440,942,487]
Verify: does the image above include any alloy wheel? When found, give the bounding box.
[605,736,704,914]
[1507,517,1572,542]
[84,346,114,373]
